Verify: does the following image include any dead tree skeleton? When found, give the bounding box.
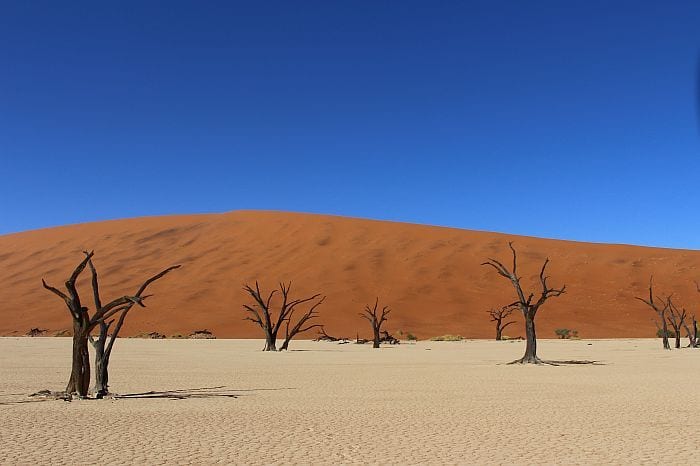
[635,277,672,350]
[243,282,325,351]
[667,299,687,349]
[682,315,699,348]
[482,242,566,364]
[488,304,517,341]
[359,298,391,349]
[42,251,179,397]
[85,256,180,397]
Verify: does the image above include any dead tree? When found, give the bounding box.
[85,256,179,397]
[635,277,672,350]
[243,282,324,351]
[682,314,699,348]
[42,251,179,397]
[359,298,391,348]
[666,299,687,349]
[482,242,566,364]
[315,327,343,342]
[488,304,517,341]
[379,330,400,344]
[280,296,325,351]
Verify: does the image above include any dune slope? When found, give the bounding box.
[0,210,698,338]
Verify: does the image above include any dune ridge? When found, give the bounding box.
[0,210,698,339]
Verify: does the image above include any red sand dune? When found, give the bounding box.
[0,210,698,339]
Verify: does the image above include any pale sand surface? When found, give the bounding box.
[1,338,699,465]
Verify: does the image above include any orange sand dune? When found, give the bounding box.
[0,210,698,339]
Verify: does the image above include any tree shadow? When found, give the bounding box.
[547,359,604,365]
[505,359,604,366]
[0,398,59,406]
[113,385,297,400]
[0,386,297,405]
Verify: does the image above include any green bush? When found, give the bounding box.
[656,328,676,338]
[406,333,417,341]
[555,328,578,339]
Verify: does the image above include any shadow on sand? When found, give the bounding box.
[546,359,604,365]
[113,385,296,400]
[0,386,296,405]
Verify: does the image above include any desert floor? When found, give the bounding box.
[1,338,699,465]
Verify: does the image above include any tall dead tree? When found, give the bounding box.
[635,277,671,350]
[42,251,179,397]
[85,256,179,397]
[488,304,517,341]
[482,242,566,364]
[243,282,324,351]
[360,298,391,349]
[667,299,687,349]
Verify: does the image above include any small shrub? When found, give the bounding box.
[189,329,215,339]
[656,328,676,338]
[430,334,463,341]
[555,328,578,339]
[406,333,418,341]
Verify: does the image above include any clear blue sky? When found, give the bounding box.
[1,1,699,248]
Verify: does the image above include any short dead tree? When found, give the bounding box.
[360,298,391,349]
[488,304,517,341]
[189,329,216,339]
[379,330,400,345]
[482,242,566,364]
[314,327,347,342]
[666,299,687,349]
[243,281,325,351]
[42,251,179,398]
[635,277,672,350]
[682,314,699,348]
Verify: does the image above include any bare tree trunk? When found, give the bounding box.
[67,322,91,397]
[661,319,671,350]
[496,325,503,341]
[90,320,110,398]
[94,350,109,399]
[675,332,681,349]
[373,327,380,348]
[263,332,277,351]
[520,314,540,363]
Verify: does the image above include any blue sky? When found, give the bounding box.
[1,1,699,248]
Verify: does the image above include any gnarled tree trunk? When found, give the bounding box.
[67,321,91,396]
[264,333,278,352]
[521,315,538,363]
[90,320,111,398]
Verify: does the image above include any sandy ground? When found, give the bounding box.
[1,337,699,465]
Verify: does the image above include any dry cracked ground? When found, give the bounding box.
[1,338,699,465]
